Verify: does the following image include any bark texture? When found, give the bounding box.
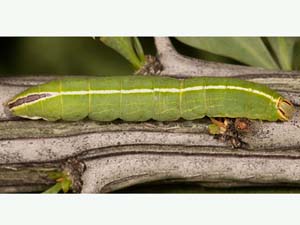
[1,38,300,193]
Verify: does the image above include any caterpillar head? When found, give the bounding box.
[277,97,295,121]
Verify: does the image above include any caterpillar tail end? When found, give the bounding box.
[277,97,295,121]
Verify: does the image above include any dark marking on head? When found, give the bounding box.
[8,93,52,109]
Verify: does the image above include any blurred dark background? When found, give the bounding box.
[0,37,156,76]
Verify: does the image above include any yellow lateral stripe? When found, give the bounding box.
[179,79,184,117]
[9,85,278,110]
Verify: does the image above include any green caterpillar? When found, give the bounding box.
[7,76,294,122]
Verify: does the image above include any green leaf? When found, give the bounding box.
[100,37,145,69]
[132,37,145,62]
[43,183,62,194]
[208,124,221,135]
[47,171,64,180]
[61,178,72,193]
[175,37,279,70]
[43,171,72,193]
[267,37,299,71]
[292,41,300,70]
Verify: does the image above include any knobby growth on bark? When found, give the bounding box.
[0,37,300,193]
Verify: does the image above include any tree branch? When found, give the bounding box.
[1,38,300,192]
[0,72,300,192]
[0,165,59,193]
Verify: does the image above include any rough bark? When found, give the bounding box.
[1,38,300,193]
[0,165,59,193]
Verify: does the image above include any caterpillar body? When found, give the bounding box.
[8,76,294,122]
